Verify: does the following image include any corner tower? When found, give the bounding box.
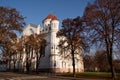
[40,13,60,72]
[43,13,59,33]
[43,14,59,56]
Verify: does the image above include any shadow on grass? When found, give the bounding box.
[59,72,120,80]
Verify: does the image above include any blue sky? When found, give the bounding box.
[0,0,97,54]
[0,0,94,27]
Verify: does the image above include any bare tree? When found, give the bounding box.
[34,34,46,74]
[22,34,46,73]
[0,6,25,65]
[83,0,120,79]
[94,50,110,72]
[83,54,94,72]
[22,35,35,73]
[57,17,86,77]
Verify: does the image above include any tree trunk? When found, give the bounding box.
[26,60,30,73]
[107,53,116,80]
[13,61,16,71]
[71,49,76,77]
[36,51,39,74]
[36,60,39,74]
[36,63,39,74]
[105,39,116,80]
[109,47,116,80]
[8,60,11,71]
[110,59,116,80]
[8,55,12,71]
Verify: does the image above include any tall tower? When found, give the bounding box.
[41,13,59,72]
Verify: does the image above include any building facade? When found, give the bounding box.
[9,14,84,73]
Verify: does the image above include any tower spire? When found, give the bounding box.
[50,9,52,14]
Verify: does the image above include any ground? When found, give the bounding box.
[0,72,105,80]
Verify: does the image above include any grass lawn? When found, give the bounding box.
[59,72,120,80]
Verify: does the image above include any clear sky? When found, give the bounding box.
[0,0,94,27]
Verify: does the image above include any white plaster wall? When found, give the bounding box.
[51,20,59,30]
[23,24,37,36]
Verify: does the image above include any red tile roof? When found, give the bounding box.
[44,13,58,20]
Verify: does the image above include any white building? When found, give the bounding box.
[9,14,84,73]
